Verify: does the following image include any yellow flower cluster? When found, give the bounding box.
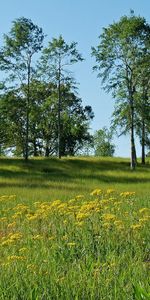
[0,189,149,265]
[0,195,16,202]
[90,189,102,196]
[120,192,135,197]
[1,232,23,246]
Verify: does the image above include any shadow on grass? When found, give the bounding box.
[0,157,150,189]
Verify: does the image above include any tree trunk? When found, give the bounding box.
[33,138,38,157]
[57,55,61,159]
[25,61,31,161]
[130,95,136,170]
[133,143,137,165]
[25,103,29,160]
[45,145,50,157]
[141,118,145,164]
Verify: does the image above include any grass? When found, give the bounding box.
[0,156,150,202]
[0,156,150,299]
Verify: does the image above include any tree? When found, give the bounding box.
[28,81,94,157]
[59,88,94,156]
[0,77,94,158]
[135,50,150,164]
[92,14,150,169]
[0,17,44,160]
[0,88,26,156]
[38,35,83,158]
[93,127,115,157]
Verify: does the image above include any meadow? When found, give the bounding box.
[0,157,150,299]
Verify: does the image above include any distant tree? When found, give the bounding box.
[0,89,26,156]
[0,17,44,160]
[93,127,115,157]
[38,35,84,158]
[60,89,94,156]
[29,82,94,157]
[92,14,150,169]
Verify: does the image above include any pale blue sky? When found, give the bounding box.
[0,0,150,157]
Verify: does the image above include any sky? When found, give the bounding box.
[0,0,150,157]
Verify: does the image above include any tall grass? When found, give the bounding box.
[0,157,150,299]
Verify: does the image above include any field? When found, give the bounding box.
[0,157,150,299]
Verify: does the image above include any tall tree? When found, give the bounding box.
[92,14,150,169]
[38,35,83,158]
[136,50,150,164]
[0,17,44,160]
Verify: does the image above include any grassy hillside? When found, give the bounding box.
[0,156,150,202]
[0,157,150,299]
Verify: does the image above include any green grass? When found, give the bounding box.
[0,156,150,202]
[0,157,150,299]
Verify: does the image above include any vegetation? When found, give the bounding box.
[93,127,115,157]
[38,35,84,158]
[0,17,44,160]
[0,11,150,299]
[92,13,150,169]
[0,82,94,157]
[0,19,92,159]
[0,13,149,163]
[0,157,150,299]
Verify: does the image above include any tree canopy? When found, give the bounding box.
[92,14,150,168]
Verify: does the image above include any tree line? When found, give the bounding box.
[0,13,150,169]
[0,18,94,159]
[92,12,150,169]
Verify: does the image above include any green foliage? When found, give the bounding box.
[0,80,93,157]
[92,13,150,169]
[0,22,92,158]
[38,35,83,82]
[38,35,84,158]
[94,127,115,157]
[0,17,44,84]
[0,17,45,160]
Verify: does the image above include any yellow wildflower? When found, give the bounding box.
[67,242,76,247]
[62,235,68,241]
[114,220,124,226]
[48,236,55,241]
[120,191,135,197]
[32,234,43,240]
[131,224,142,230]
[75,221,84,227]
[7,222,16,228]
[27,264,37,270]
[76,212,90,220]
[102,213,116,221]
[19,247,28,253]
[68,199,76,203]
[26,214,39,221]
[63,220,68,224]
[1,239,14,246]
[106,189,115,194]
[75,195,84,199]
[102,222,111,228]
[50,200,61,207]
[90,189,102,196]
[139,208,150,214]
[139,217,149,224]
[0,217,7,222]
[8,232,23,241]
[7,255,26,261]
